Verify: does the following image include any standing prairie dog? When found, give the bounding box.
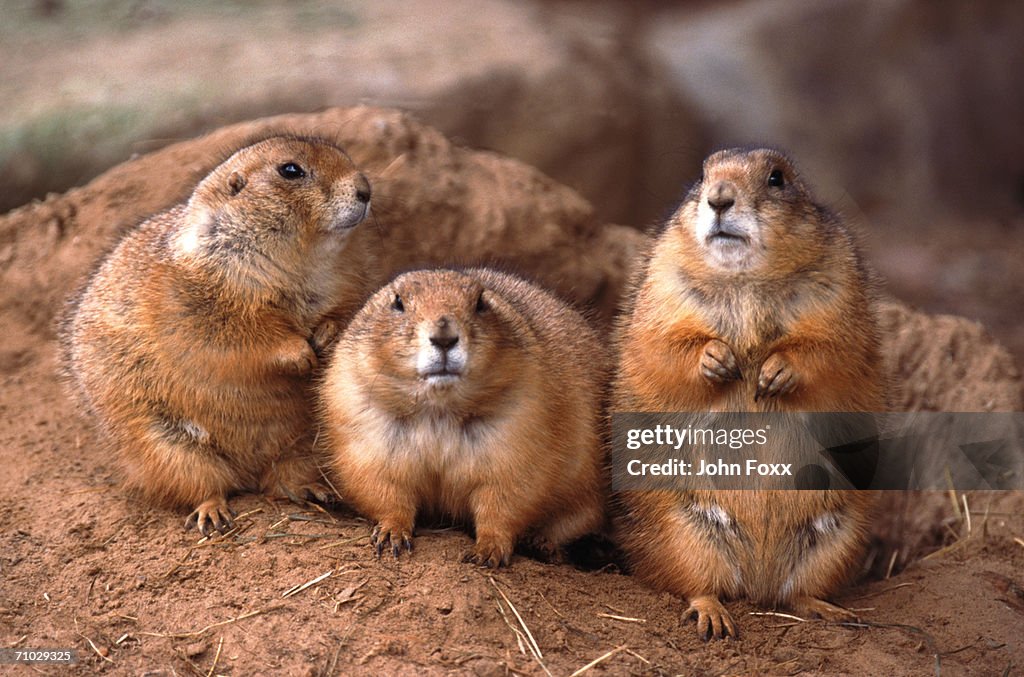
[61,136,376,536]
[320,268,608,567]
[614,148,883,639]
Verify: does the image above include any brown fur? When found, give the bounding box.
[320,268,608,567]
[613,148,884,639]
[61,136,377,535]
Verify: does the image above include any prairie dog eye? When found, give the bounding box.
[768,169,785,188]
[277,162,306,180]
[392,294,404,313]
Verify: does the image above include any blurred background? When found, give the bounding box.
[2,0,1022,363]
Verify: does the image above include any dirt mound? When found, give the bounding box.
[0,108,1021,675]
[879,301,1022,412]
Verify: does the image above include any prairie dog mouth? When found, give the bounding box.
[331,202,370,231]
[421,365,462,378]
[420,366,463,388]
[423,373,462,386]
[417,355,465,386]
[695,204,760,271]
[706,220,748,244]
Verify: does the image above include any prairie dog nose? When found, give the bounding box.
[354,173,371,204]
[707,181,736,214]
[429,317,459,350]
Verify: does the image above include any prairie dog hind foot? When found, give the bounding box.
[263,457,339,506]
[684,594,738,641]
[372,519,414,559]
[184,496,235,537]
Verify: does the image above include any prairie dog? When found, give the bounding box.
[62,136,375,535]
[614,148,883,639]
[320,268,608,567]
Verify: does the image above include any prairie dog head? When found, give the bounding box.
[173,136,371,285]
[347,270,526,413]
[670,148,833,276]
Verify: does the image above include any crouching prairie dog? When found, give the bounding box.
[320,268,609,567]
[614,148,884,639]
[61,135,376,536]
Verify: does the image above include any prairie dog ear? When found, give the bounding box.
[228,171,247,195]
[474,286,517,322]
[475,288,491,314]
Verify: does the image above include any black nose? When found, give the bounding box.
[707,195,734,214]
[707,180,736,214]
[430,334,458,351]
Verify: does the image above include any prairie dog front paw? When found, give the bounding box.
[755,352,798,401]
[272,337,318,376]
[700,339,741,384]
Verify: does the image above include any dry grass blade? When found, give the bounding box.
[101,517,129,546]
[268,516,289,530]
[196,524,245,546]
[538,591,565,619]
[175,649,207,677]
[489,577,543,659]
[569,645,627,677]
[267,532,338,541]
[286,513,336,524]
[496,600,527,654]
[624,648,651,664]
[206,636,224,677]
[314,457,344,503]
[317,536,363,550]
[947,485,961,520]
[139,606,281,639]
[748,611,807,622]
[333,579,368,612]
[1014,537,1024,550]
[68,486,114,495]
[282,570,333,598]
[838,619,941,674]
[73,617,113,664]
[161,548,198,578]
[962,494,972,534]
[596,612,646,623]
[922,534,971,561]
[885,549,899,579]
[488,576,551,677]
[853,582,915,600]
